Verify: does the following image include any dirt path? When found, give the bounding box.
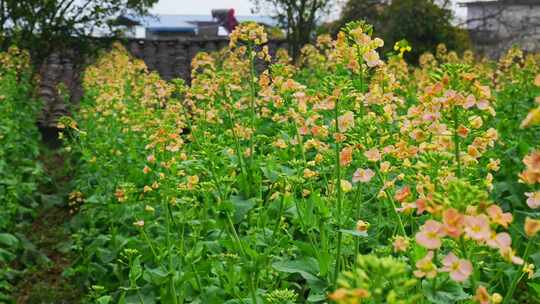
[12,147,82,303]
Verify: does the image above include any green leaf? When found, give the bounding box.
[261,166,280,182]
[422,280,470,304]
[129,256,142,286]
[125,290,156,304]
[529,282,540,297]
[85,194,101,204]
[272,257,320,282]
[530,251,540,268]
[201,285,226,304]
[97,296,112,304]
[0,233,18,247]
[0,248,16,263]
[230,195,256,224]
[307,293,327,303]
[97,248,115,263]
[143,267,168,285]
[339,229,368,237]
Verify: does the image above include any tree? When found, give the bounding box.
[0,0,158,63]
[323,0,385,36]
[325,0,470,62]
[383,0,470,61]
[252,0,332,60]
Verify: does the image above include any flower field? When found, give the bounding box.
[3,21,540,303]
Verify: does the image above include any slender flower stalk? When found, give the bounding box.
[503,235,536,304]
[247,43,258,197]
[375,169,407,236]
[139,226,158,261]
[452,107,462,178]
[163,200,179,304]
[333,94,344,286]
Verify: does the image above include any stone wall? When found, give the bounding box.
[124,37,230,81]
[37,37,288,127]
[466,3,540,58]
[38,51,84,128]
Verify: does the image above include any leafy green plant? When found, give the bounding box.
[331,254,421,304]
[0,46,44,302]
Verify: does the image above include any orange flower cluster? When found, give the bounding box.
[61,22,540,303]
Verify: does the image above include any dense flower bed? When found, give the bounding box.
[62,22,540,303]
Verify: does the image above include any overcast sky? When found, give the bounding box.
[150,0,257,15]
[149,0,467,21]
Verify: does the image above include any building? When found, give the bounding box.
[116,12,277,40]
[460,0,540,57]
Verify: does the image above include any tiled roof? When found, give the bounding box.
[120,14,277,33]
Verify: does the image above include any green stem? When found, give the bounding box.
[225,212,258,303]
[459,236,477,289]
[191,263,203,291]
[385,191,407,236]
[224,106,249,195]
[140,228,158,261]
[164,200,179,304]
[137,291,146,304]
[452,107,462,178]
[503,235,536,304]
[247,44,257,197]
[249,277,258,304]
[356,46,365,93]
[354,185,363,253]
[208,156,225,202]
[333,95,343,286]
[375,169,406,236]
[432,250,439,290]
[226,213,245,256]
[272,193,285,237]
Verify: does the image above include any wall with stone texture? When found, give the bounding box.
[124,37,230,81]
[38,51,84,128]
[467,4,540,58]
[37,38,288,127]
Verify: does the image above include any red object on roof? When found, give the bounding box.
[226,9,239,33]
